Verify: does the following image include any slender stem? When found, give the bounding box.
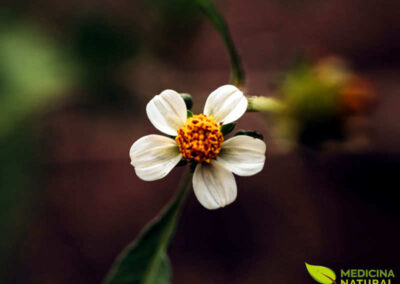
[247,96,286,113]
[103,170,193,284]
[172,170,194,215]
[195,0,245,86]
[142,170,193,284]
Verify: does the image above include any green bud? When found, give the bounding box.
[180,93,193,110]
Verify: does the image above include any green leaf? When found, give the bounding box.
[194,0,244,86]
[220,122,235,136]
[305,263,336,284]
[187,110,194,118]
[104,172,193,284]
[153,254,171,284]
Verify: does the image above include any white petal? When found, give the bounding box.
[217,135,266,176]
[203,85,248,124]
[129,135,181,181]
[193,160,237,209]
[146,90,187,136]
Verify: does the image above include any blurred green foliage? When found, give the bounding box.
[73,16,139,71]
[66,0,202,104]
[0,15,76,281]
[0,123,37,282]
[0,19,76,136]
[145,0,201,56]
[70,15,140,104]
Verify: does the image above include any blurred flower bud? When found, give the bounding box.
[339,76,376,115]
[313,56,350,87]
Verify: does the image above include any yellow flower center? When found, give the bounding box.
[175,114,224,163]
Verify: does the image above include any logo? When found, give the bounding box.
[305,263,395,284]
[305,263,337,284]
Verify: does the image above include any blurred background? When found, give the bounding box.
[0,0,399,283]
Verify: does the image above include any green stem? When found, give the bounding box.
[142,171,193,284]
[195,0,244,86]
[103,170,193,284]
[247,96,286,113]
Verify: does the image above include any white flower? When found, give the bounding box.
[130,85,266,209]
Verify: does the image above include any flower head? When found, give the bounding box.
[130,85,266,209]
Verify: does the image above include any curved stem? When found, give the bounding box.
[141,170,193,284]
[103,170,193,284]
[171,170,194,216]
[195,0,245,86]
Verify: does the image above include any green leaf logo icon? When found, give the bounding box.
[305,263,337,284]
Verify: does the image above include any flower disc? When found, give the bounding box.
[175,114,224,163]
